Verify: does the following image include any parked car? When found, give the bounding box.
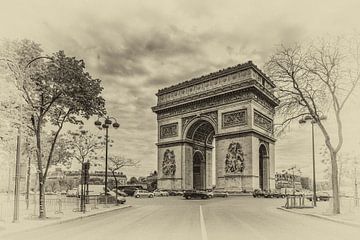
[122,187,139,196]
[183,190,211,200]
[66,188,79,197]
[98,192,126,204]
[112,189,128,197]
[208,191,229,198]
[153,189,169,197]
[306,191,331,201]
[252,189,265,198]
[168,190,184,196]
[134,190,154,198]
[272,191,285,198]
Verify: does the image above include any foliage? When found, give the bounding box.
[0,39,106,218]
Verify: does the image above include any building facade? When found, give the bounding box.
[152,61,279,191]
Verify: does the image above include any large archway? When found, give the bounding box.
[185,119,215,190]
[259,144,268,190]
[193,151,204,189]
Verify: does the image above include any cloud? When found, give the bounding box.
[1,0,360,178]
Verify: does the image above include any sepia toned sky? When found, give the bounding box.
[1,0,360,178]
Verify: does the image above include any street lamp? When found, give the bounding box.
[94,116,119,205]
[299,115,327,207]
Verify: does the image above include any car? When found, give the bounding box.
[252,189,265,198]
[306,191,331,201]
[112,189,128,197]
[134,190,154,198]
[167,190,184,196]
[98,192,126,204]
[208,191,229,198]
[272,192,285,198]
[183,190,211,200]
[153,189,169,197]
[66,188,79,197]
[122,187,139,196]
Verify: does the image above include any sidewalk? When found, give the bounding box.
[0,204,131,237]
[278,200,360,227]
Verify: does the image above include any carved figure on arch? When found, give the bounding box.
[225,142,245,174]
[162,149,176,176]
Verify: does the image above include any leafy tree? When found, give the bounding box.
[266,37,360,214]
[1,40,106,218]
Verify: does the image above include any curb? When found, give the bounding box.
[57,205,132,225]
[277,207,360,228]
[0,205,131,237]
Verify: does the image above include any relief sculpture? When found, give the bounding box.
[225,142,245,174]
[162,149,176,176]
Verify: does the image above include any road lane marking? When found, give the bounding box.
[200,205,208,240]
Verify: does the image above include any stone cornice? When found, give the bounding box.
[152,80,279,114]
[156,139,214,148]
[214,129,276,143]
[156,61,275,96]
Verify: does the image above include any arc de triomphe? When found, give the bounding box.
[152,61,279,191]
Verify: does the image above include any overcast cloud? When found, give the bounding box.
[1,0,360,178]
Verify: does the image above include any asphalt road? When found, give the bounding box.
[5,196,360,240]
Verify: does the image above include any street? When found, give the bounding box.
[4,196,360,240]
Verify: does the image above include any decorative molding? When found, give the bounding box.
[181,115,196,133]
[156,89,253,120]
[160,123,178,139]
[157,69,253,104]
[153,79,278,113]
[254,110,273,133]
[201,111,218,125]
[162,149,176,176]
[225,142,245,174]
[222,109,247,128]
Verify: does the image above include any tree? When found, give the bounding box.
[128,176,139,185]
[1,40,106,218]
[68,127,103,166]
[266,37,360,214]
[109,155,139,204]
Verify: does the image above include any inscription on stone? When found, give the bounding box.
[160,123,178,139]
[222,109,247,128]
[254,110,272,133]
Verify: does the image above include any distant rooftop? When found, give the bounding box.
[157,61,274,96]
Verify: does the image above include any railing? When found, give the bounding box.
[0,194,116,223]
[284,195,309,209]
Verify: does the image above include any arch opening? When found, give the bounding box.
[186,119,216,190]
[259,144,268,190]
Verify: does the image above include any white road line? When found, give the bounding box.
[199,205,208,240]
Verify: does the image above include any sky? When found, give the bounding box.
[1,0,360,179]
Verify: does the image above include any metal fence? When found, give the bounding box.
[0,194,115,223]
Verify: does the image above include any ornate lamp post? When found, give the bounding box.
[299,115,326,207]
[94,116,119,205]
